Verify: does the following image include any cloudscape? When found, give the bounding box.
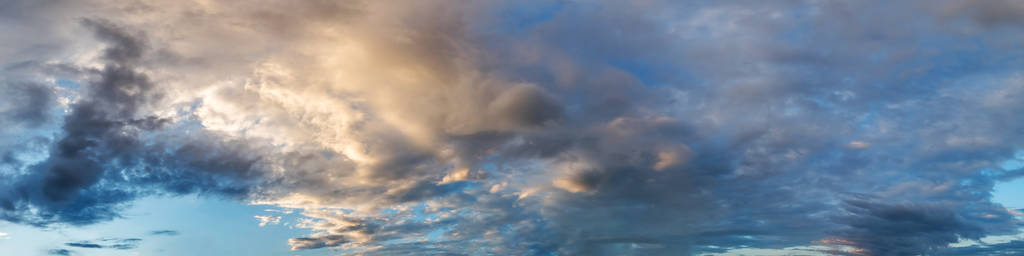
[2,0,1024,255]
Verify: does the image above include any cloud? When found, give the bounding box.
[826,199,1011,255]
[0,18,163,226]
[289,234,349,251]
[254,215,281,227]
[0,81,54,128]
[107,239,141,250]
[939,240,1024,255]
[64,242,102,249]
[64,238,141,250]
[149,230,179,236]
[0,18,269,226]
[941,0,1024,28]
[47,249,72,256]
[1,0,1024,255]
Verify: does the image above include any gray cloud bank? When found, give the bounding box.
[2,0,1024,255]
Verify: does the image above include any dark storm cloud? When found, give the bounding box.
[0,19,266,226]
[0,18,156,225]
[829,200,994,255]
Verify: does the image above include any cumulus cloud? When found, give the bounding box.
[0,18,157,225]
[0,17,266,226]
[1,0,1024,255]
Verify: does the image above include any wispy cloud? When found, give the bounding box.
[254,215,281,227]
[47,249,71,256]
[64,238,141,250]
[64,242,102,249]
[149,230,179,236]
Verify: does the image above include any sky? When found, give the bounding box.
[2,0,1024,255]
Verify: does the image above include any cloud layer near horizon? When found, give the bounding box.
[2,0,1024,255]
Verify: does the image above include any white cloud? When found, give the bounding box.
[254,215,282,227]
